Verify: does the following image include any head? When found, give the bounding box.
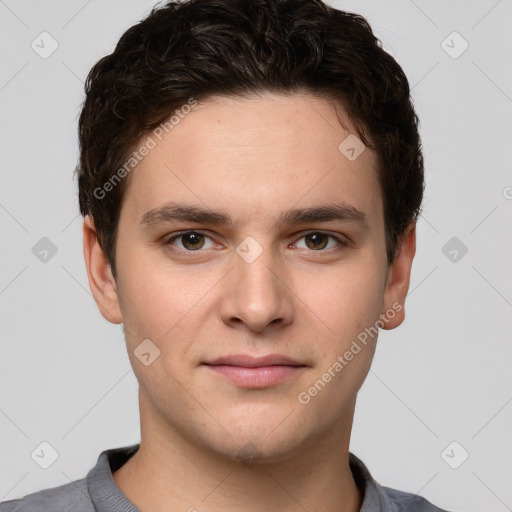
[79,0,423,463]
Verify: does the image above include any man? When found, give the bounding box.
[0,0,451,510]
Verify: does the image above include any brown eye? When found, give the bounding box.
[181,232,204,250]
[304,232,329,250]
[167,231,213,251]
[295,232,346,252]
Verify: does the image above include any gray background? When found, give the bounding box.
[0,1,511,510]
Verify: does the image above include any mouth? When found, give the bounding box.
[203,354,307,389]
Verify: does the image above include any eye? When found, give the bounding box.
[166,231,216,251]
[294,232,346,251]
[164,230,347,254]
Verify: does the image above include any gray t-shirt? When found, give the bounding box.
[0,444,451,511]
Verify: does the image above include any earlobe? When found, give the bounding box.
[82,215,123,324]
[381,222,416,330]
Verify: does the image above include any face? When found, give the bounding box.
[84,92,415,463]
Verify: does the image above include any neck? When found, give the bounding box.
[112,393,362,512]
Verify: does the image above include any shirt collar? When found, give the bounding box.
[87,444,388,512]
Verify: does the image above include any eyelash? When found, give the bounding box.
[164,230,348,254]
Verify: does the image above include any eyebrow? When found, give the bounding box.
[138,201,370,229]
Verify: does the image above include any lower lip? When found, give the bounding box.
[205,365,304,388]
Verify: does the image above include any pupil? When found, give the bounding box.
[184,233,203,249]
[308,233,327,250]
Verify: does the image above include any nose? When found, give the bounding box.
[220,241,294,333]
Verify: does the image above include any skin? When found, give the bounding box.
[83,92,416,512]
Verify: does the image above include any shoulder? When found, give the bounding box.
[379,485,453,511]
[348,452,452,512]
[0,478,94,512]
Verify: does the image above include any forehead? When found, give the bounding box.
[120,92,382,229]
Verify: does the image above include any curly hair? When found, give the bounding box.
[75,0,424,279]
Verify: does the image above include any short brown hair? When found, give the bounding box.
[76,0,424,279]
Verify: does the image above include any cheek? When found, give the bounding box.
[115,259,174,353]
[295,263,384,415]
[116,256,220,373]
[120,280,191,347]
[298,258,385,341]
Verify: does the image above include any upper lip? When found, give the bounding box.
[204,354,305,367]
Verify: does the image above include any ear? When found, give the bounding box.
[381,222,416,330]
[82,215,123,324]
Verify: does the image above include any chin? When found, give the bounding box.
[198,413,310,466]
[213,434,303,467]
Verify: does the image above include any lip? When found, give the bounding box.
[203,354,306,388]
[205,354,303,367]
